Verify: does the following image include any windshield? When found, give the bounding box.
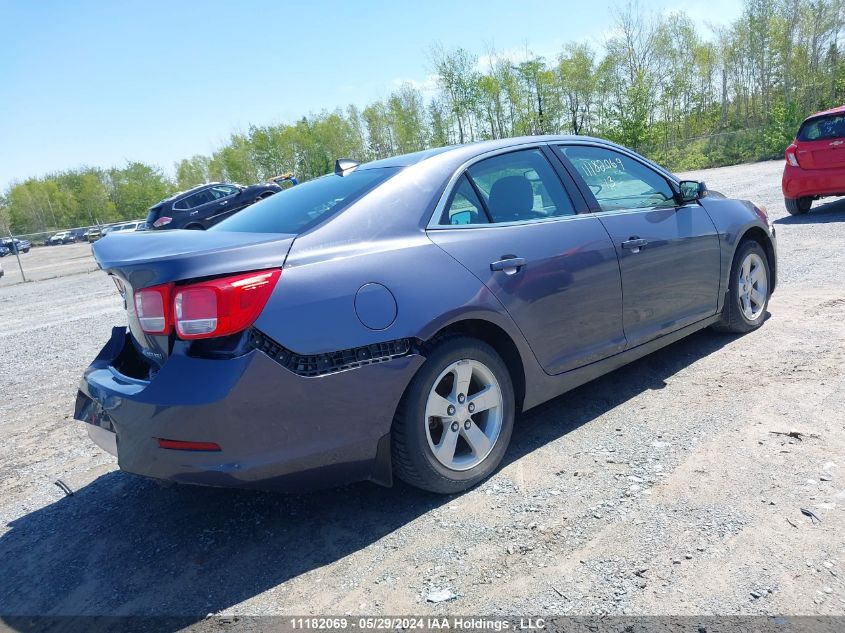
[798,114,845,141]
[210,167,400,234]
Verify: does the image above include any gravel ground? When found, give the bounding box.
[0,160,843,622]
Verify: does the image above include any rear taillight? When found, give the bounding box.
[133,269,280,339]
[152,216,172,228]
[785,145,800,167]
[134,284,172,334]
[174,269,281,339]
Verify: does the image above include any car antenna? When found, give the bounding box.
[335,158,359,176]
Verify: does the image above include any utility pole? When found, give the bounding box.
[7,228,26,282]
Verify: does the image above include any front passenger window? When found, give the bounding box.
[557,145,675,212]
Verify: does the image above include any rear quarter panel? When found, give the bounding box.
[255,233,533,356]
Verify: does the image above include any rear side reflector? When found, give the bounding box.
[157,438,221,451]
[134,284,173,334]
[174,269,281,339]
[152,217,172,228]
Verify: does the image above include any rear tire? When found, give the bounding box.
[712,240,771,334]
[392,337,514,494]
[785,196,811,215]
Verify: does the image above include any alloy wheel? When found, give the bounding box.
[424,359,504,471]
[738,252,767,321]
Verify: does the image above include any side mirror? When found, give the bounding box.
[677,180,707,204]
[449,211,474,225]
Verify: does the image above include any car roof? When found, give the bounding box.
[803,105,845,122]
[354,135,676,186]
[153,182,226,207]
[356,135,640,171]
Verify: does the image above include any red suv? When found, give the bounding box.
[782,105,845,215]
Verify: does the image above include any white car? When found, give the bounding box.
[103,221,144,236]
[48,231,72,245]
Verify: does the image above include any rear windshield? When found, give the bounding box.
[210,167,400,234]
[797,114,845,141]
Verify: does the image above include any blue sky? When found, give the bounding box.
[1,0,745,190]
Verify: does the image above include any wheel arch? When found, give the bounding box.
[376,315,528,488]
[422,318,526,414]
[736,226,776,292]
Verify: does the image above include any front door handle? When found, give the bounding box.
[490,256,526,274]
[219,200,228,206]
[621,237,647,253]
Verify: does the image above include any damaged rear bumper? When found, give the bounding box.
[74,327,423,491]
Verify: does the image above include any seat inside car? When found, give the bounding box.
[487,175,535,222]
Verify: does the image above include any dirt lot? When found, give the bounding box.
[0,242,100,287]
[0,160,843,622]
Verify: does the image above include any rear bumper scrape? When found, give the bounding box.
[74,327,424,491]
[249,328,415,377]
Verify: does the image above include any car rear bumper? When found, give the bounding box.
[782,164,845,198]
[74,327,423,491]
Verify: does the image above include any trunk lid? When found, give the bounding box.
[93,230,295,368]
[794,138,845,169]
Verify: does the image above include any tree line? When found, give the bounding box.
[3,0,843,235]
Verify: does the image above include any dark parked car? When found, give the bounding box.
[75,136,777,494]
[1,238,30,254]
[68,228,91,242]
[146,182,282,231]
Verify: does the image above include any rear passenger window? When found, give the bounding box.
[464,149,575,223]
[186,190,213,208]
[443,175,489,225]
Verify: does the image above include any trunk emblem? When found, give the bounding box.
[830,140,844,147]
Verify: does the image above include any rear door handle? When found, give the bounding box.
[490,257,526,273]
[621,238,647,253]
[219,200,228,206]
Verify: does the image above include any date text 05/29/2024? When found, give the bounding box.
[289,617,547,631]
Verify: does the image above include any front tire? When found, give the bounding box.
[713,240,771,334]
[392,337,514,494]
[785,196,811,215]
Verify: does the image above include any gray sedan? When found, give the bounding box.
[75,135,776,494]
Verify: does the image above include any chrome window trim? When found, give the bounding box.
[427,212,599,231]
